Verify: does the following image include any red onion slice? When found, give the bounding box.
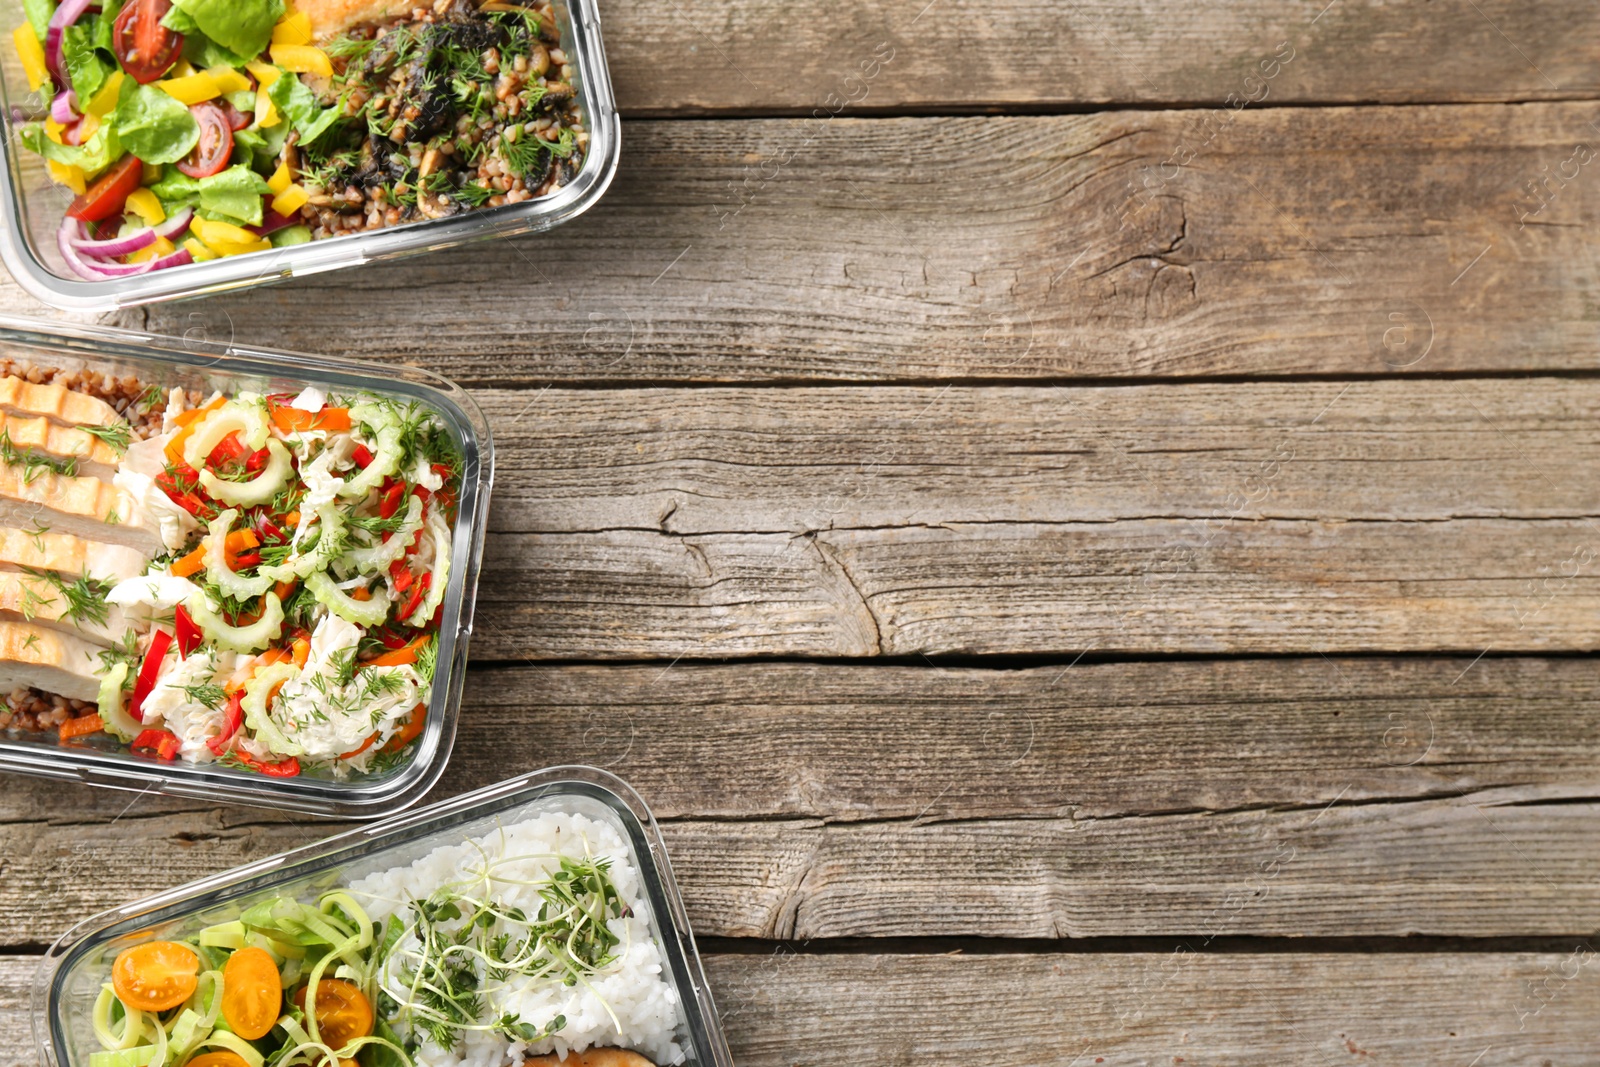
[69,226,157,257]
[49,88,77,124]
[58,218,195,279]
[152,206,195,239]
[44,0,94,91]
[248,210,299,236]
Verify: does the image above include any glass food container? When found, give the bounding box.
[0,314,492,816]
[33,767,735,1067]
[0,0,618,310]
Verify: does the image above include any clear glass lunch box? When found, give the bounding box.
[33,767,735,1067]
[0,0,619,310]
[0,314,492,816]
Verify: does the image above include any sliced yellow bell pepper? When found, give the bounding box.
[48,161,86,195]
[269,44,332,79]
[205,65,254,94]
[12,24,47,93]
[271,184,309,216]
[183,237,218,262]
[271,12,313,46]
[169,59,195,79]
[125,188,166,225]
[74,112,100,141]
[126,235,176,264]
[255,86,281,128]
[84,70,125,118]
[245,61,282,87]
[158,71,223,105]
[191,218,273,257]
[266,159,292,195]
[44,119,64,145]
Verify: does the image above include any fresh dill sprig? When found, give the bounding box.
[20,568,111,628]
[82,422,132,454]
[415,636,438,683]
[0,428,79,484]
[97,631,140,674]
[180,682,227,709]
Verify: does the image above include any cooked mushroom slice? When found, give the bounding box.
[0,375,122,428]
[0,621,110,702]
[0,527,149,585]
[0,465,162,555]
[0,571,126,645]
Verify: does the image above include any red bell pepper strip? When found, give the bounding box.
[245,447,270,473]
[129,630,173,723]
[131,728,182,761]
[232,751,301,777]
[174,605,202,658]
[206,431,249,469]
[388,556,414,594]
[206,691,245,756]
[378,478,405,520]
[352,444,374,469]
[397,573,430,621]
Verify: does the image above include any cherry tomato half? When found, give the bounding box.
[220,946,281,1040]
[66,155,144,223]
[111,939,199,1012]
[184,1053,251,1067]
[292,979,373,1050]
[112,0,184,84]
[176,103,234,179]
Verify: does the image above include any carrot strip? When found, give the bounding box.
[367,635,429,667]
[165,396,226,466]
[58,712,103,741]
[381,704,428,753]
[171,544,206,578]
[270,405,352,433]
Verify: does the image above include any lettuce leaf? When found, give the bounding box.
[59,21,109,102]
[19,122,120,175]
[150,164,272,226]
[266,72,342,147]
[166,0,283,61]
[22,0,54,43]
[113,79,200,164]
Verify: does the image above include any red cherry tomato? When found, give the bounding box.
[65,155,144,222]
[217,100,254,131]
[176,103,234,179]
[112,0,185,85]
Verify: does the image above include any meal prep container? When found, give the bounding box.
[34,766,735,1067]
[0,313,492,816]
[0,0,619,311]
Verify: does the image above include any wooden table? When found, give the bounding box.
[2,1,1600,1062]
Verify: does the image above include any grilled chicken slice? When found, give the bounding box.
[0,572,128,646]
[0,464,161,554]
[0,621,107,702]
[0,412,121,481]
[0,527,148,585]
[298,0,416,40]
[0,375,122,428]
[524,1052,655,1067]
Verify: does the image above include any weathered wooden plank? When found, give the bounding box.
[462,379,1600,659]
[100,104,1600,383]
[1,951,1597,1067]
[603,0,1600,114]
[0,658,1595,944]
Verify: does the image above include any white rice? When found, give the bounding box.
[347,812,684,1067]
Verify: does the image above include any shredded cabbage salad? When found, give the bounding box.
[96,386,461,778]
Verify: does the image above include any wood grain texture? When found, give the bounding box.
[95,103,1600,384]
[2,951,1599,1067]
[462,380,1600,659]
[0,657,1595,944]
[600,0,1600,114]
